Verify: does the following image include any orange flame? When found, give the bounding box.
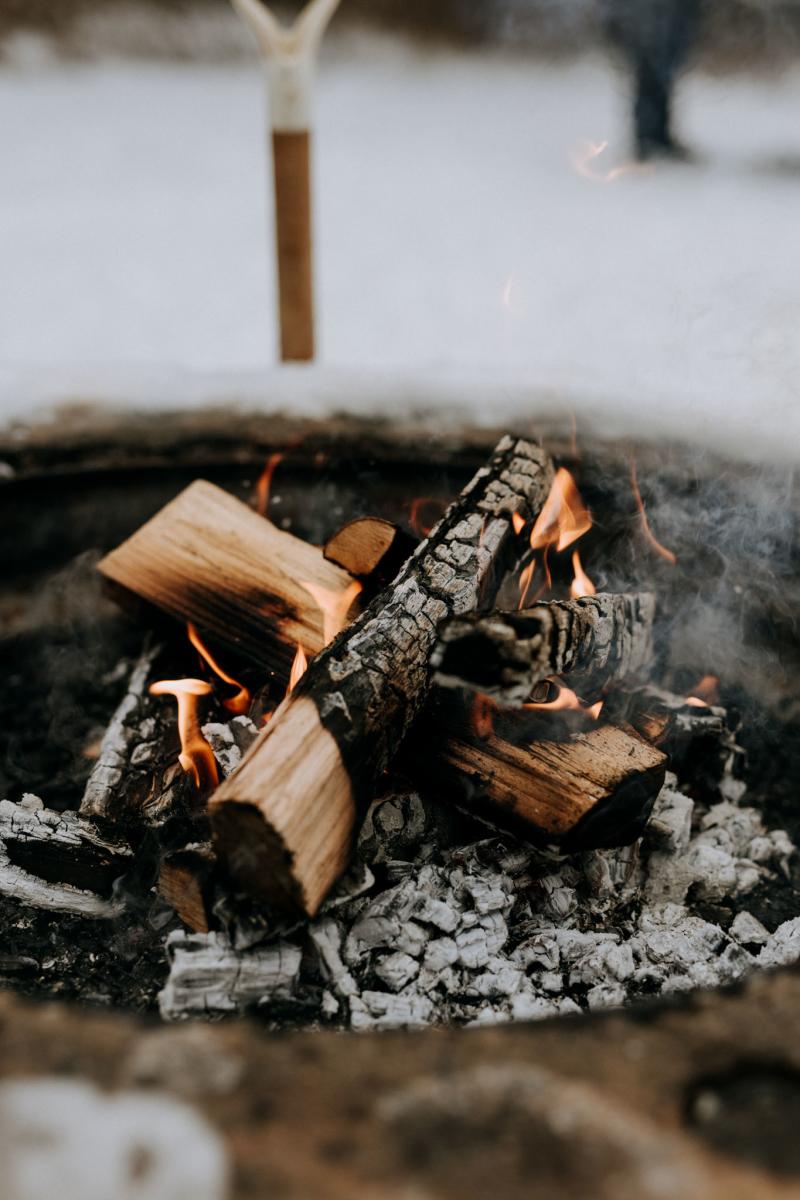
[630,460,677,565]
[511,511,526,536]
[518,560,536,610]
[570,139,650,185]
[409,497,447,538]
[530,468,592,554]
[187,622,250,715]
[254,451,284,518]
[570,548,596,599]
[149,678,218,790]
[288,643,308,692]
[471,693,496,740]
[540,545,553,593]
[686,674,720,708]
[524,677,603,720]
[300,579,363,647]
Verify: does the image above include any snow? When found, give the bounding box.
[1,33,800,453]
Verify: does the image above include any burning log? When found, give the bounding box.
[413,698,666,850]
[432,593,656,705]
[97,479,361,677]
[210,435,555,914]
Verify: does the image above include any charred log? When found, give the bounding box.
[432,593,656,704]
[0,797,131,917]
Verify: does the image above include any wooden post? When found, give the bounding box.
[230,0,341,361]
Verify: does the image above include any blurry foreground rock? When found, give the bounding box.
[3,967,800,1199]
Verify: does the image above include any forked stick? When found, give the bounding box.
[230,0,341,360]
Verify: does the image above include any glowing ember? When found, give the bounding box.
[149,678,218,790]
[524,676,603,720]
[530,468,592,554]
[630,460,677,565]
[569,139,649,185]
[288,643,308,692]
[470,693,496,740]
[253,451,284,517]
[570,548,596,599]
[187,621,250,715]
[511,511,526,536]
[686,674,720,708]
[409,497,446,538]
[300,579,363,646]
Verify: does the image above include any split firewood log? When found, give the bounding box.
[97,480,362,677]
[412,694,666,850]
[432,593,656,704]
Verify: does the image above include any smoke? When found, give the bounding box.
[576,447,799,721]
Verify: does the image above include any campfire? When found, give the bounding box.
[1,421,798,1031]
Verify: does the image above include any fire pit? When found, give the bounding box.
[2,401,800,1195]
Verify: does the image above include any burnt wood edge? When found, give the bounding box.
[559,756,667,851]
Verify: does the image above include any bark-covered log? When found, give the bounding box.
[80,642,160,820]
[432,593,656,704]
[211,436,555,915]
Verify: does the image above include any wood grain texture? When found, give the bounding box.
[323,517,402,574]
[211,435,555,914]
[323,516,419,598]
[433,593,656,704]
[273,130,314,361]
[97,480,360,677]
[415,709,666,849]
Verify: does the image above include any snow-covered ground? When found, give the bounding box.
[1,33,800,455]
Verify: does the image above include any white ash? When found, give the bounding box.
[159,931,302,1019]
[80,642,160,819]
[159,769,800,1028]
[201,716,260,779]
[0,797,129,919]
